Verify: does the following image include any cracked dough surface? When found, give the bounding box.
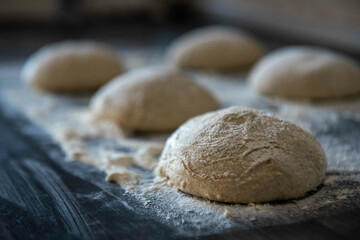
[157,107,327,203]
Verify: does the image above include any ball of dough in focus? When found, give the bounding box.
[90,67,220,131]
[167,26,265,71]
[157,107,327,203]
[249,46,360,99]
[21,41,124,92]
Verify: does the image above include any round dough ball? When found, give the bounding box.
[167,26,265,71]
[249,46,360,99]
[21,41,124,92]
[157,107,327,203]
[90,67,220,131]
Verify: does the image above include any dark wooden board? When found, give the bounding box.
[1,96,360,240]
[0,99,178,240]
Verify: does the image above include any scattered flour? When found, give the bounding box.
[2,53,360,237]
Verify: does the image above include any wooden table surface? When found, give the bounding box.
[1,97,360,240]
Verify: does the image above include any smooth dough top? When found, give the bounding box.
[157,107,327,203]
[249,46,360,99]
[90,66,220,131]
[21,41,124,92]
[167,26,265,71]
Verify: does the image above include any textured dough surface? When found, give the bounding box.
[249,46,360,99]
[157,107,327,203]
[90,66,219,131]
[167,26,265,71]
[21,41,124,92]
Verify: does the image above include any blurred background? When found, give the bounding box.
[0,0,359,62]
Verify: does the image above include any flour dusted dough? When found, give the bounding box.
[90,67,219,131]
[167,26,265,71]
[249,46,360,99]
[157,107,327,203]
[21,41,124,92]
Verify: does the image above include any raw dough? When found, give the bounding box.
[90,66,219,131]
[249,46,360,99]
[157,107,327,203]
[167,26,265,71]
[21,41,124,92]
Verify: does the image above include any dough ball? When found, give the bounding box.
[90,67,219,131]
[157,107,327,203]
[167,26,265,71]
[21,41,124,92]
[249,46,360,99]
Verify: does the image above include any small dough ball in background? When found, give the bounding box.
[249,46,360,99]
[90,66,219,132]
[167,26,265,71]
[157,107,327,203]
[21,41,124,92]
